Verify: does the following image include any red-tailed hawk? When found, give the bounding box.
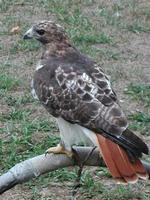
[23,20,149,184]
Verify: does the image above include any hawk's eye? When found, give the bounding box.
[36,29,45,35]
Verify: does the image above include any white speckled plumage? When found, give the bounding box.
[36,61,45,71]
[31,80,39,100]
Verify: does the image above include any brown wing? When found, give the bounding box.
[33,58,149,157]
[86,63,118,105]
[33,61,128,136]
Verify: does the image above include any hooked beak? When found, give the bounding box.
[23,27,34,39]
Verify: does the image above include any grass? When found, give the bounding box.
[0,74,20,91]
[128,112,150,135]
[125,84,150,135]
[97,1,150,33]
[0,0,150,199]
[127,21,150,33]
[125,84,150,105]
[10,39,40,54]
[104,185,142,200]
[4,93,34,106]
[0,115,59,170]
[79,171,104,198]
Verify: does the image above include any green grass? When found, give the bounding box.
[1,121,59,170]
[127,21,150,33]
[79,171,104,198]
[72,32,111,45]
[10,39,40,54]
[128,112,150,135]
[132,5,150,20]
[0,108,31,121]
[125,84,150,105]
[0,95,59,170]
[0,61,14,70]
[125,84,150,135]
[0,0,12,12]
[97,1,150,33]
[0,74,20,91]
[104,185,142,200]
[98,6,122,27]
[4,93,34,106]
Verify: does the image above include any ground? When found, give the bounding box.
[0,0,150,199]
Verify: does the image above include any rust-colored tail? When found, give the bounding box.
[96,134,148,184]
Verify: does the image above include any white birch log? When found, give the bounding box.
[0,147,149,195]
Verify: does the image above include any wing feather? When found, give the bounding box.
[33,55,148,157]
[33,60,127,135]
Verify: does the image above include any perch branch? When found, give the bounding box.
[0,147,149,195]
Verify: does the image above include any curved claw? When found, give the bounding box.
[45,144,73,158]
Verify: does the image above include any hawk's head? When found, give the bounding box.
[23,20,66,44]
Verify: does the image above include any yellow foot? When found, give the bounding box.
[45,143,73,158]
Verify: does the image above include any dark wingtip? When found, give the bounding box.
[123,129,149,155]
[145,145,149,155]
[101,128,149,158]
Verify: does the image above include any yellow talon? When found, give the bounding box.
[45,143,73,158]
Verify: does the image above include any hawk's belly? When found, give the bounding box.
[56,117,98,150]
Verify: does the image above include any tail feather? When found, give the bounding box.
[96,134,148,184]
[133,160,149,180]
[97,134,126,184]
[106,139,138,183]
